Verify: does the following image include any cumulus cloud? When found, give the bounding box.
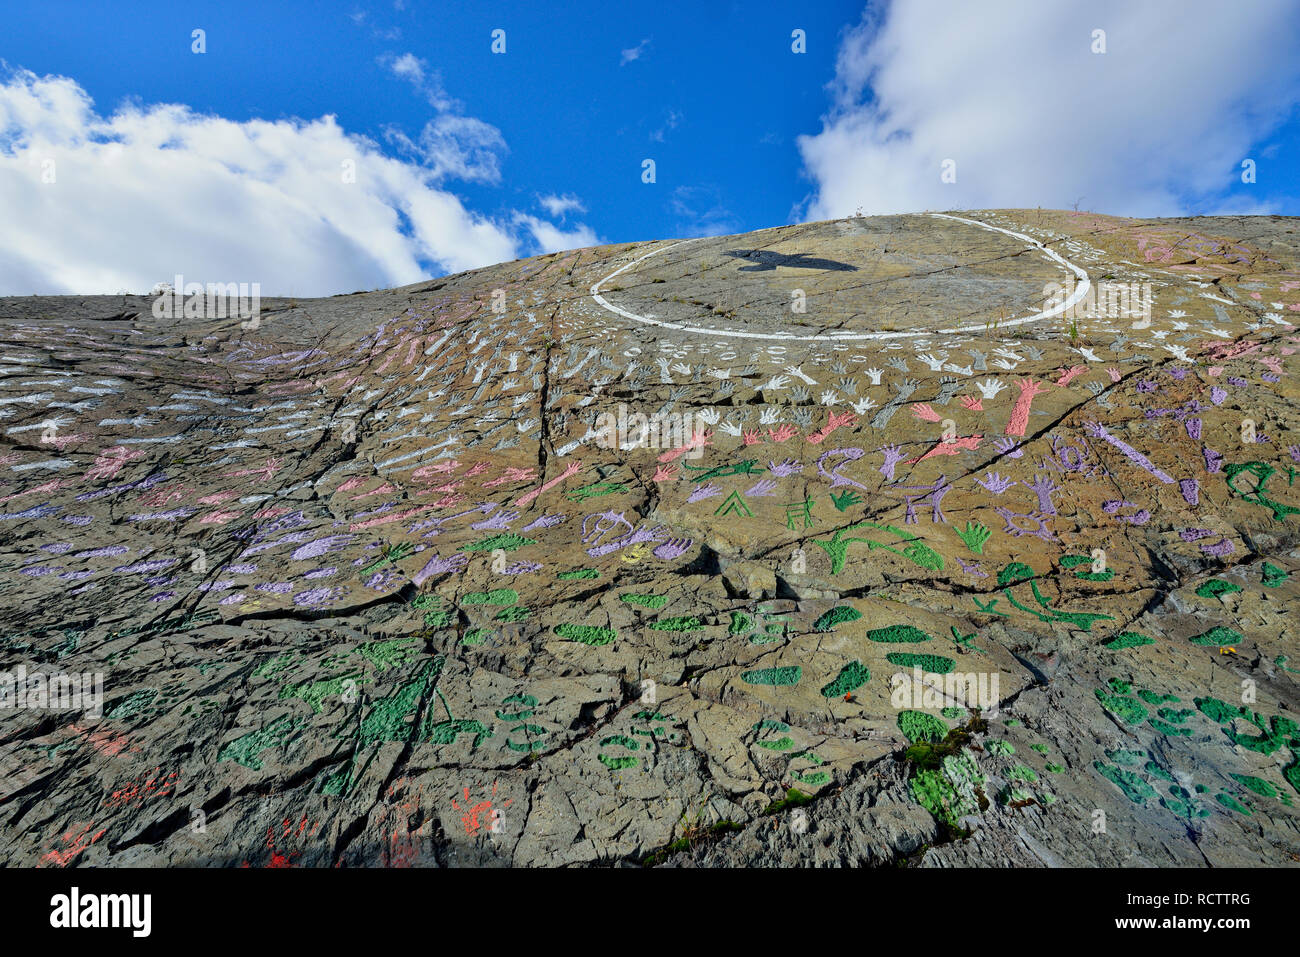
[798,0,1300,219]
[0,67,524,295]
[378,52,508,182]
[537,193,586,219]
[383,113,508,184]
[514,214,601,255]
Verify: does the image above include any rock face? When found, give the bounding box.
[1,208,1298,868]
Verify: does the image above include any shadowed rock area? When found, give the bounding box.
[1,208,1298,868]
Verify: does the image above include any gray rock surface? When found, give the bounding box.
[1,209,1298,867]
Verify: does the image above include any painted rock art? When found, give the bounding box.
[1,208,1298,867]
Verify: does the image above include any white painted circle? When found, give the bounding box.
[588,213,1092,343]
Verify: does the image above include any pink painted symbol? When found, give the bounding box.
[514,460,582,507]
[807,410,856,445]
[1055,365,1086,387]
[908,434,982,465]
[84,446,144,481]
[1005,379,1049,438]
[222,457,283,481]
[657,431,713,464]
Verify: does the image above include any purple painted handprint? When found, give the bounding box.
[992,437,1024,459]
[291,534,354,561]
[412,552,468,586]
[471,507,521,531]
[687,483,722,503]
[502,560,543,574]
[976,472,1016,494]
[521,513,566,531]
[768,458,803,477]
[653,537,694,560]
[587,524,667,558]
[1023,473,1060,515]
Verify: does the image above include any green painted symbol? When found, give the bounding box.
[715,490,753,518]
[1225,462,1300,522]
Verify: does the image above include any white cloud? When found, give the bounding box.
[514,214,600,255]
[378,52,454,111]
[378,52,508,183]
[384,113,507,184]
[798,0,1300,219]
[537,193,586,219]
[385,52,424,85]
[620,39,652,66]
[0,68,520,295]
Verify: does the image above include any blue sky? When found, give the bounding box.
[2,0,856,245]
[1,0,1298,294]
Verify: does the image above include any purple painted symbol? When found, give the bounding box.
[1037,433,1104,478]
[878,445,908,480]
[890,475,953,524]
[1201,538,1235,557]
[521,513,566,531]
[471,507,520,531]
[295,586,347,608]
[412,552,468,585]
[1084,421,1174,484]
[653,537,694,560]
[291,535,354,561]
[1023,473,1061,516]
[994,506,1057,542]
[1102,500,1150,525]
[818,448,870,490]
[976,472,1016,494]
[587,524,667,558]
[502,560,543,574]
[687,483,722,503]
[582,510,633,544]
